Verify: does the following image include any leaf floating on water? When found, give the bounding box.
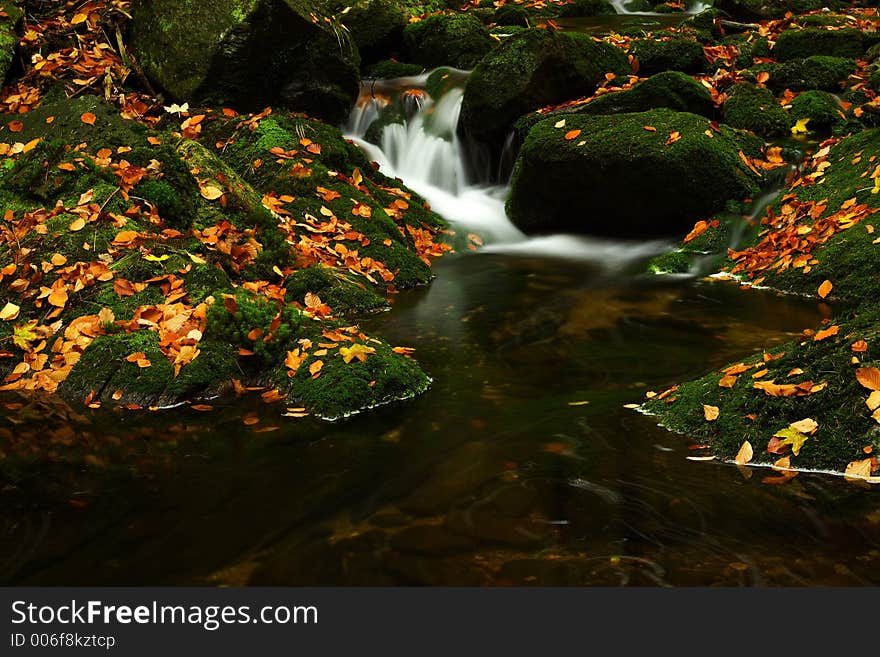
[734,440,753,465]
[856,367,880,391]
[818,279,833,299]
[703,404,719,421]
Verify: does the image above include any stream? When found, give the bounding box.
[1,15,879,587]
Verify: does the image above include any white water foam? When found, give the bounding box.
[343,75,673,267]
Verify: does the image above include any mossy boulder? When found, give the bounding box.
[493,5,529,27]
[643,302,880,474]
[334,0,408,65]
[722,82,791,138]
[202,112,446,287]
[402,13,494,70]
[0,3,22,83]
[786,90,850,133]
[365,59,424,79]
[459,28,631,148]
[772,28,868,63]
[630,38,707,76]
[515,71,715,137]
[756,56,857,93]
[556,0,616,17]
[507,108,763,237]
[713,0,832,21]
[129,0,361,124]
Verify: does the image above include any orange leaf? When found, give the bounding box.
[643,125,657,132]
[852,340,868,353]
[817,280,833,299]
[856,367,880,391]
[80,112,97,126]
[7,120,23,133]
[813,325,839,342]
[564,129,581,141]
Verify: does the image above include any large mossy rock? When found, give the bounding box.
[402,13,494,70]
[507,108,763,237]
[334,0,408,65]
[722,82,791,138]
[556,0,616,17]
[0,3,22,83]
[0,95,443,418]
[514,71,715,137]
[459,28,630,148]
[773,28,868,62]
[129,0,360,124]
[641,129,880,474]
[713,0,832,20]
[757,56,857,93]
[630,38,707,76]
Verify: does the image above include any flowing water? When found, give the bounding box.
[1,66,879,587]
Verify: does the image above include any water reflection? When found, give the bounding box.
[1,254,877,586]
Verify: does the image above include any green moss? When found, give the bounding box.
[285,265,387,315]
[647,250,693,274]
[556,0,615,17]
[786,90,851,134]
[722,82,791,138]
[460,28,631,146]
[630,38,707,76]
[365,60,425,79]
[494,5,529,26]
[402,13,494,69]
[773,28,867,62]
[644,303,880,473]
[508,108,763,237]
[756,56,857,93]
[287,339,430,420]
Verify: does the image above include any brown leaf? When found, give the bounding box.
[856,367,880,391]
[734,440,753,465]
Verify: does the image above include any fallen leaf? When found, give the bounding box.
[735,440,753,465]
[564,129,581,141]
[80,112,97,126]
[789,418,818,434]
[200,185,224,200]
[866,390,880,411]
[813,325,839,342]
[791,117,810,135]
[0,302,20,321]
[856,367,880,391]
[852,340,868,353]
[818,280,833,299]
[845,457,874,480]
[774,427,809,456]
[703,404,719,421]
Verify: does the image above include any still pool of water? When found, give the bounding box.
[1,253,878,586]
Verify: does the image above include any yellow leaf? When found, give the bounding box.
[188,253,207,265]
[0,302,20,321]
[554,119,566,128]
[789,418,818,434]
[143,254,170,262]
[844,457,874,480]
[71,12,89,25]
[339,343,376,364]
[866,390,880,412]
[734,440,753,465]
[309,359,324,376]
[791,118,810,135]
[200,185,224,200]
[774,427,809,456]
[69,216,86,232]
[703,404,719,421]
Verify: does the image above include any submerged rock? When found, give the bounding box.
[507,108,763,237]
[129,0,361,124]
[459,28,631,148]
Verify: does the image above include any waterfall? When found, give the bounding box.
[343,72,671,270]
[609,0,713,14]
